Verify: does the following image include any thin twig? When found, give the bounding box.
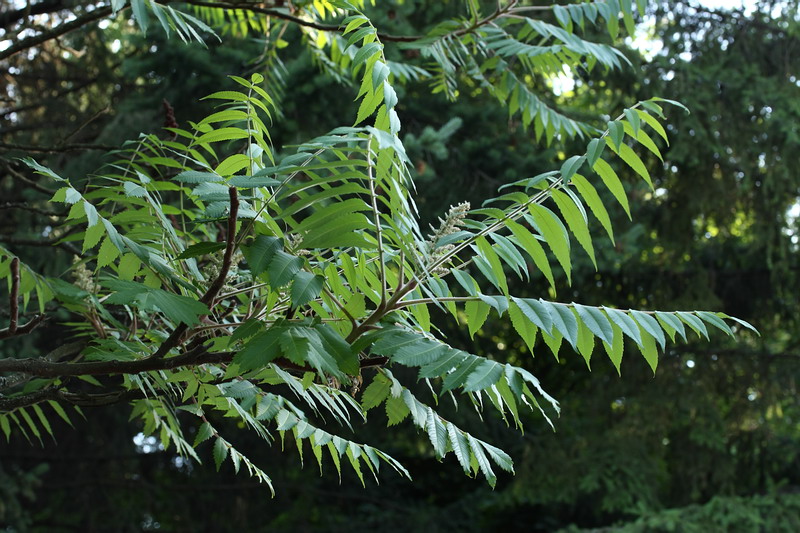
[8,258,20,334]
[322,286,358,330]
[150,187,239,359]
[0,314,46,340]
[1,161,56,196]
[366,143,387,305]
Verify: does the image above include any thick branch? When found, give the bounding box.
[201,187,239,308]
[182,0,421,42]
[0,348,390,379]
[0,235,82,256]
[0,0,72,30]
[0,202,66,217]
[182,0,517,43]
[0,347,229,378]
[0,142,117,153]
[0,5,112,61]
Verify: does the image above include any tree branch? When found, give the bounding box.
[0,387,147,411]
[0,161,57,196]
[8,257,19,334]
[0,4,113,61]
[0,0,73,30]
[0,314,46,340]
[0,347,390,379]
[0,235,82,256]
[0,202,66,217]
[0,142,117,153]
[150,187,239,359]
[181,0,421,42]
[182,0,517,43]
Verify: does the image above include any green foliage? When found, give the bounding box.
[561,493,800,533]
[0,0,758,494]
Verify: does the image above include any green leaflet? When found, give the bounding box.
[508,301,538,352]
[361,376,391,411]
[506,220,556,289]
[234,328,283,372]
[677,311,710,340]
[573,303,614,345]
[391,337,449,367]
[542,301,578,349]
[551,189,596,268]
[606,140,653,189]
[592,158,631,219]
[637,109,669,143]
[696,311,735,337]
[425,408,448,458]
[442,356,483,392]
[463,360,504,392]
[655,311,687,342]
[290,272,324,308]
[631,310,666,350]
[213,438,229,471]
[468,435,497,488]
[419,349,469,379]
[465,300,491,339]
[512,297,552,333]
[576,320,595,368]
[448,422,471,473]
[103,280,209,326]
[528,204,572,283]
[244,235,281,277]
[560,155,586,183]
[638,326,659,374]
[571,174,614,244]
[299,213,374,249]
[603,322,624,375]
[291,198,371,234]
[604,307,643,347]
[267,250,304,288]
[385,395,410,426]
[472,237,508,295]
